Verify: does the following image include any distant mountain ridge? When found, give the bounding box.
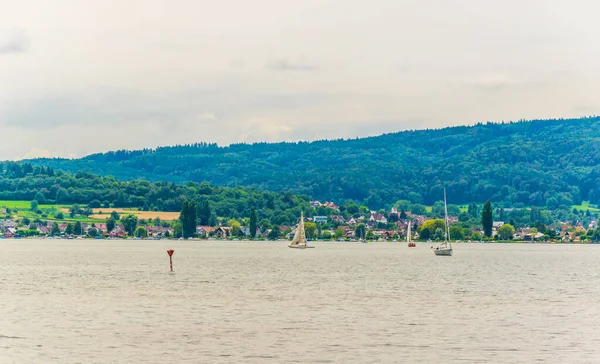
[25,117,600,208]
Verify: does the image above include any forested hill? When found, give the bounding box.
[25,117,600,208]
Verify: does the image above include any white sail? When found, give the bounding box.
[407,222,411,243]
[288,213,314,248]
[434,188,453,256]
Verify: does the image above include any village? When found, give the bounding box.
[0,199,597,243]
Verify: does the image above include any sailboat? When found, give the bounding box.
[407,221,416,247]
[433,188,453,256]
[288,213,315,249]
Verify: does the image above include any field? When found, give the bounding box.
[0,200,64,209]
[0,200,179,223]
[572,201,600,212]
[89,209,180,221]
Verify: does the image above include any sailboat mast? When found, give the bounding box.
[444,188,450,243]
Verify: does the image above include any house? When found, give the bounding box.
[313,216,328,224]
[331,215,346,224]
[3,227,17,238]
[147,226,173,238]
[241,227,264,237]
[310,200,321,207]
[3,220,17,229]
[109,225,127,238]
[37,226,51,235]
[369,213,388,224]
[347,218,357,226]
[214,226,231,239]
[196,226,215,237]
[322,202,340,211]
[95,223,108,233]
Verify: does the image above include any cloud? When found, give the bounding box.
[465,74,521,91]
[0,28,29,54]
[266,58,319,72]
[21,148,53,159]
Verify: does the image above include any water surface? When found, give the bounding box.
[1,241,599,363]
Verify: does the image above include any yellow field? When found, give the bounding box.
[61,208,180,221]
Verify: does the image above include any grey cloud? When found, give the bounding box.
[0,28,29,54]
[266,59,319,72]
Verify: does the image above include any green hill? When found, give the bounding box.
[23,117,600,208]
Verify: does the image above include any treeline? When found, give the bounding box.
[0,163,316,226]
[23,117,600,208]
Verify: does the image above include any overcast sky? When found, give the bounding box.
[1,0,598,160]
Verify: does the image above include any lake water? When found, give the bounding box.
[1,241,599,363]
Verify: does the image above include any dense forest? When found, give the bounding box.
[0,164,317,226]
[22,117,600,209]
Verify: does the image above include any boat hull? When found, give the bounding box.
[434,248,453,256]
[408,243,416,247]
[288,244,315,249]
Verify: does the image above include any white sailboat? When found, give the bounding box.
[288,213,315,249]
[407,221,416,247]
[433,188,453,256]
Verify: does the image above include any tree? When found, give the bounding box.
[51,222,60,236]
[304,222,317,239]
[65,223,74,235]
[334,228,344,240]
[481,200,493,238]
[89,199,102,208]
[230,220,242,237]
[468,203,478,218]
[88,228,99,237]
[458,212,470,222]
[111,211,120,221]
[197,199,212,225]
[449,225,465,240]
[56,188,70,203]
[529,227,538,237]
[56,211,64,219]
[249,208,257,238]
[134,226,148,238]
[34,191,47,204]
[366,230,375,240]
[30,200,39,211]
[268,225,280,240]
[434,227,444,240]
[179,200,197,239]
[420,219,446,238]
[354,223,366,239]
[121,214,139,236]
[498,224,515,240]
[411,204,427,215]
[74,221,83,236]
[106,217,116,233]
[419,227,431,240]
[69,204,80,218]
[400,210,407,219]
[173,222,183,238]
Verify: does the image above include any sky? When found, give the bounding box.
[1,0,599,160]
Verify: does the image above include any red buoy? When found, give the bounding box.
[167,250,175,272]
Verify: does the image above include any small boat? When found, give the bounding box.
[288,213,315,249]
[433,188,453,256]
[407,221,416,247]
